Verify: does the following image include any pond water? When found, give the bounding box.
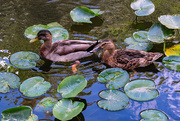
[0,0,180,121]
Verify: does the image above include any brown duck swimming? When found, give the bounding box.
[91,39,163,70]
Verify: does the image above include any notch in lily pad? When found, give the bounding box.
[130,0,155,16]
[57,75,87,98]
[20,76,51,97]
[0,72,20,93]
[140,109,168,121]
[70,6,104,23]
[10,51,40,69]
[97,90,129,111]
[53,98,85,121]
[97,68,129,90]
[124,79,159,101]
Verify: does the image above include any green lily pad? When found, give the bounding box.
[133,31,149,43]
[162,55,180,72]
[130,0,155,16]
[57,75,87,98]
[70,6,104,23]
[124,79,159,101]
[35,97,57,112]
[124,37,153,51]
[97,68,129,90]
[10,51,40,69]
[158,14,180,29]
[1,106,32,121]
[24,22,69,42]
[0,72,20,93]
[165,44,180,56]
[20,76,51,97]
[148,23,175,43]
[140,109,168,121]
[53,98,85,121]
[97,90,129,111]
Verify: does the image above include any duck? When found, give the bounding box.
[90,39,163,70]
[30,29,99,73]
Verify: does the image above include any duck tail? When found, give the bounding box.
[86,40,99,52]
[152,52,163,61]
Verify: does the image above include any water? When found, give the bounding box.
[0,0,180,120]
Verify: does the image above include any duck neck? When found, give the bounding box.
[107,48,115,55]
[43,40,52,49]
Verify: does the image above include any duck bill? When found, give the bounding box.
[29,37,39,43]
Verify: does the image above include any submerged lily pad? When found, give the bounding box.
[0,72,20,93]
[70,6,104,23]
[133,31,149,43]
[158,14,180,29]
[97,68,129,90]
[1,106,32,121]
[130,0,155,16]
[57,75,87,98]
[140,109,168,121]
[53,98,85,121]
[20,76,51,97]
[165,44,180,56]
[97,90,129,111]
[162,55,180,72]
[148,23,175,43]
[124,79,159,101]
[10,51,40,69]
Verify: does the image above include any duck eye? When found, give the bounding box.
[102,43,107,46]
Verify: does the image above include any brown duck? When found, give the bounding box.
[91,39,163,70]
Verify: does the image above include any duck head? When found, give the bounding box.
[30,30,52,43]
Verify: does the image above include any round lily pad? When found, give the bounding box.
[140,109,168,121]
[97,68,129,90]
[133,31,149,43]
[10,51,40,69]
[158,14,180,29]
[1,106,32,121]
[130,0,155,16]
[53,98,85,121]
[97,90,129,111]
[124,79,159,101]
[0,72,20,93]
[57,75,87,98]
[165,44,180,56]
[20,76,51,97]
[162,55,180,72]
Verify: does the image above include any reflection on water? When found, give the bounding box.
[0,0,180,121]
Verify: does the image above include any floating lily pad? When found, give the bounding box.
[20,76,51,97]
[133,31,149,43]
[24,22,69,42]
[124,37,153,51]
[148,23,175,43]
[57,75,87,98]
[53,98,85,121]
[130,0,155,16]
[10,51,40,69]
[0,72,20,93]
[27,114,38,121]
[1,106,32,121]
[165,44,180,56]
[162,55,180,72]
[35,97,57,112]
[97,68,129,90]
[140,109,168,121]
[158,14,180,29]
[70,6,104,23]
[97,90,129,111]
[124,79,159,101]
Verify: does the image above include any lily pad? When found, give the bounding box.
[162,55,180,72]
[165,44,180,56]
[124,79,159,101]
[24,22,69,42]
[10,51,40,69]
[35,97,57,112]
[148,23,175,43]
[0,72,20,93]
[57,75,87,98]
[53,98,85,121]
[1,106,32,121]
[97,68,129,90]
[20,76,51,97]
[97,90,129,111]
[133,31,149,43]
[27,114,38,121]
[130,0,155,16]
[140,109,168,121]
[70,6,104,23]
[158,14,180,29]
